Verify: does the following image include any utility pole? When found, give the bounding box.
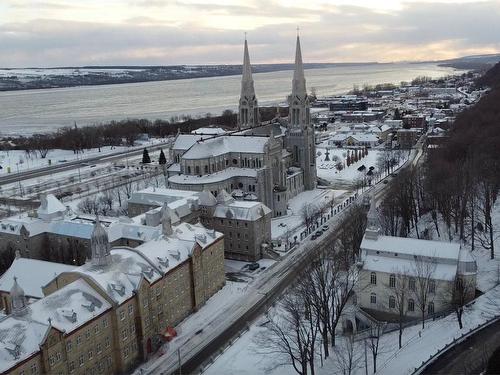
[177,348,182,375]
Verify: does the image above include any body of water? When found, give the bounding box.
[0,62,462,135]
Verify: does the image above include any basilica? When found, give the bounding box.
[167,36,317,217]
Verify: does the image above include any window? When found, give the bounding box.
[105,336,110,348]
[49,356,55,366]
[408,299,415,312]
[370,272,377,285]
[389,274,396,288]
[94,324,100,334]
[428,280,436,294]
[69,362,75,373]
[79,355,85,367]
[66,340,72,352]
[106,357,112,368]
[97,343,102,353]
[124,347,129,358]
[428,302,435,315]
[85,329,91,340]
[122,328,128,341]
[389,296,396,309]
[103,318,108,328]
[88,350,93,360]
[370,293,377,304]
[76,335,82,345]
[56,352,61,361]
[409,277,416,291]
[119,310,125,320]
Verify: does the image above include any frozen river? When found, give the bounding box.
[0,62,462,135]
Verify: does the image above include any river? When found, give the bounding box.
[0,62,462,135]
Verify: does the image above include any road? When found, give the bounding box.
[422,318,500,374]
[143,143,427,375]
[0,140,171,186]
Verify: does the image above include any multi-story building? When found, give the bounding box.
[0,212,225,374]
[349,201,477,331]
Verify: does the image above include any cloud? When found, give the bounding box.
[0,0,499,66]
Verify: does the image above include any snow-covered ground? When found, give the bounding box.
[316,147,381,187]
[0,138,170,175]
[203,284,500,375]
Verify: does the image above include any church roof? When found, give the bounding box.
[291,35,307,97]
[181,135,268,160]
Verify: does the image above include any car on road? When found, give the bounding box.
[322,225,329,231]
[311,234,317,240]
[383,180,388,184]
[315,230,323,237]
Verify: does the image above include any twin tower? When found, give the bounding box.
[238,35,317,190]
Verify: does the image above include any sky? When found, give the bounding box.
[1,0,500,67]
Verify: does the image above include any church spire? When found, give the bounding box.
[91,216,111,267]
[238,36,259,129]
[292,33,307,98]
[241,37,255,98]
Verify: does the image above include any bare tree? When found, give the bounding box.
[386,271,410,348]
[333,334,363,375]
[258,288,318,375]
[446,276,476,329]
[412,256,437,329]
[367,323,384,373]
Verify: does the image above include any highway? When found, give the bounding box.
[0,140,172,186]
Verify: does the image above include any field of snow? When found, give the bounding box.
[0,138,169,175]
[316,147,382,187]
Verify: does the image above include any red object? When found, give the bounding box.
[162,326,177,342]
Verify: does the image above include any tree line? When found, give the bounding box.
[378,62,500,260]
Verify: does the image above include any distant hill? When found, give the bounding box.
[436,53,500,71]
[477,60,500,88]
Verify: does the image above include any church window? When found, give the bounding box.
[195,166,200,175]
[204,165,208,173]
[187,166,191,174]
[428,302,435,314]
[238,182,243,188]
[370,293,376,304]
[389,274,396,288]
[233,159,238,165]
[408,299,415,312]
[370,272,377,285]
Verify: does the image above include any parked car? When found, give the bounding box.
[315,231,323,237]
[383,180,389,184]
[311,234,317,240]
[248,262,260,271]
[322,225,329,231]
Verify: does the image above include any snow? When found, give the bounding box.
[213,200,271,221]
[316,147,383,186]
[182,135,268,160]
[361,235,461,260]
[168,167,257,185]
[0,258,74,298]
[0,316,49,373]
[27,278,112,334]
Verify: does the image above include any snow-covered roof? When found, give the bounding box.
[134,222,222,274]
[172,134,204,151]
[362,253,458,281]
[37,194,66,217]
[191,127,226,135]
[0,258,74,298]
[73,248,161,304]
[361,235,461,260]
[182,135,268,160]
[128,187,199,206]
[27,279,112,334]
[0,316,49,373]
[213,201,271,221]
[169,167,257,185]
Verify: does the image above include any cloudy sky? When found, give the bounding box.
[1,0,499,67]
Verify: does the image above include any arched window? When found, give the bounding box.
[389,296,396,309]
[408,299,415,312]
[370,272,377,285]
[187,166,191,174]
[370,293,376,304]
[428,302,434,315]
[409,277,416,291]
[389,274,396,288]
[195,166,200,175]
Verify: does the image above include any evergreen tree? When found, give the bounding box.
[142,148,151,164]
[159,149,167,165]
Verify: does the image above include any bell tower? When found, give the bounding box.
[287,33,317,190]
[238,37,259,129]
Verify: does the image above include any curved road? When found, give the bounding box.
[422,318,500,374]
